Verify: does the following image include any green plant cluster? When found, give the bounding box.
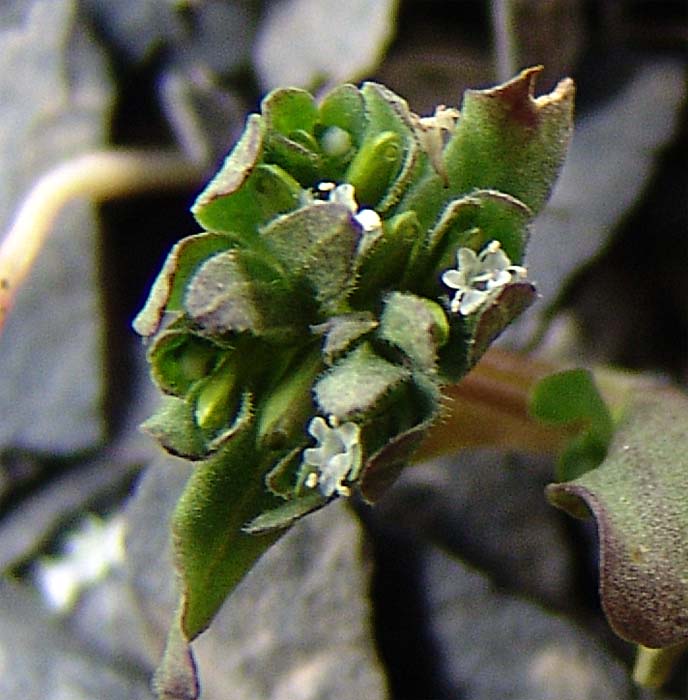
[134,67,574,641]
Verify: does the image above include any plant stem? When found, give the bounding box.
[0,149,204,334]
[633,643,688,688]
[416,348,661,462]
[416,348,570,460]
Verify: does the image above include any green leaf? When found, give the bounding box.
[468,190,532,264]
[316,101,362,180]
[256,350,322,449]
[263,87,319,136]
[425,190,532,293]
[400,67,574,232]
[141,395,208,460]
[242,491,328,534]
[192,113,265,235]
[260,201,360,311]
[133,233,232,337]
[314,342,410,418]
[463,281,537,371]
[317,83,367,158]
[378,292,449,372]
[444,66,575,215]
[183,249,301,337]
[312,312,378,365]
[173,426,284,640]
[261,88,322,185]
[264,446,305,498]
[547,388,688,648]
[530,369,614,481]
[359,376,439,501]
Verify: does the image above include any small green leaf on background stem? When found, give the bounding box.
[530,368,614,481]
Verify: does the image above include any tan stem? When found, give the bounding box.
[633,643,688,688]
[415,348,571,461]
[0,150,204,334]
[415,348,654,462]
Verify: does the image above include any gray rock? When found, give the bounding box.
[125,455,389,700]
[194,500,388,700]
[423,545,632,700]
[374,451,577,609]
[0,580,154,700]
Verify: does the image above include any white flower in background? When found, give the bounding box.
[33,514,126,613]
[302,415,362,497]
[442,240,527,315]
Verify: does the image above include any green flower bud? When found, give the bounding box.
[148,330,219,397]
[194,355,240,432]
[257,351,323,449]
[345,130,402,207]
[319,125,352,158]
[353,210,421,304]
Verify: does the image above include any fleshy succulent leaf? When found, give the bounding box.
[133,233,233,337]
[378,292,449,371]
[546,388,688,649]
[443,66,575,215]
[312,312,378,365]
[399,67,575,233]
[191,114,265,235]
[260,201,360,312]
[183,249,303,338]
[315,342,411,419]
[172,425,284,640]
[242,491,328,535]
[141,395,209,461]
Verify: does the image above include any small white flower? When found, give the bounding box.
[327,182,358,211]
[302,415,362,497]
[441,240,527,315]
[319,182,383,235]
[354,207,382,233]
[411,105,460,183]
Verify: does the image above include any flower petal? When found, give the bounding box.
[441,269,466,290]
[459,288,489,315]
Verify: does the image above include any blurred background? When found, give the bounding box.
[0,1,685,698]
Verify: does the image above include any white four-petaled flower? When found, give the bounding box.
[302,415,362,497]
[441,240,527,315]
